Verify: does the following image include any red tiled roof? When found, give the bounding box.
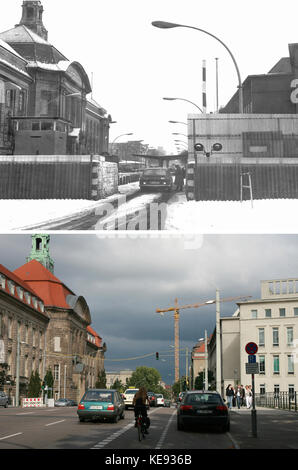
[0,263,46,317]
[87,325,102,348]
[13,260,75,309]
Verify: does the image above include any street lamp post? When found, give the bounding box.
[153,22,243,113]
[169,120,188,126]
[111,133,134,157]
[163,97,203,113]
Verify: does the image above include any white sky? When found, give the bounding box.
[2,0,297,154]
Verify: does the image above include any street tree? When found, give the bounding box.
[43,369,54,398]
[95,369,107,388]
[127,366,161,392]
[194,370,216,390]
[28,370,42,398]
[110,378,123,392]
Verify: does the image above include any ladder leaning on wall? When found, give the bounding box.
[240,171,254,208]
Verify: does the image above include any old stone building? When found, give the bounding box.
[0,234,105,404]
[0,0,111,156]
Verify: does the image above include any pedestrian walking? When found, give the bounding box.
[174,165,184,191]
[245,385,252,409]
[226,384,234,409]
[236,385,242,409]
[240,385,245,406]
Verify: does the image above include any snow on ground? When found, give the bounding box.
[1,182,298,232]
[0,183,140,231]
[165,193,298,233]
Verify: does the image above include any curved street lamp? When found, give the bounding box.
[163,97,203,113]
[154,21,243,113]
[169,120,188,126]
[111,133,134,156]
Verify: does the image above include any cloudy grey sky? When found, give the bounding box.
[1,233,297,383]
[1,0,297,153]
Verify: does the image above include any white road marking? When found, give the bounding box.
[45,420,65,427]
[91,407,160,449]
[0,432,23,441]
[15,412,35,416]
[227,432,240,449]
[155,409,177,449]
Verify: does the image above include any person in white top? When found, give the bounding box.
[245,385,252,409]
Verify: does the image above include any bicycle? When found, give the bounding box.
[136,412,147,441]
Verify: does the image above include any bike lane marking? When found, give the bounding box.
[91,407,160,449]
[0,433,23,441]
[155,409,177,449]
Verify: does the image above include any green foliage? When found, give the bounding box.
[95,369,107,389]
[28,370,42,398]
[126,366,161,393]
[43,369,54,398]
[194,370,216,390]
[172,376,187,396]
[110,378,124,392]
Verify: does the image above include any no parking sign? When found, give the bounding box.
[245,342,258,355]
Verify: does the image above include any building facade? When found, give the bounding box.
[106,370,133,389]
[0,234,105,404]
[0,1,111,156]
[208,278,298,397]
[221,43,298,115]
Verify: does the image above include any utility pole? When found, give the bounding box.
[205,329,208,391]
[174,298,180,383]
[216,289,221,395]
[186,346,189,390]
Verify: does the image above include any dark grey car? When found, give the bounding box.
[177,391,230,432]
[0,391,8,407]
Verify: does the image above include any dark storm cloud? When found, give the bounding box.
[1,234,298,382]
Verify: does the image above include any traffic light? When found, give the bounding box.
[156,352,159,360]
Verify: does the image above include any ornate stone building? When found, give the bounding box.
[0,234,105,404]
[0,1,112,156]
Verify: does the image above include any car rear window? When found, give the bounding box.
[125,390,138,394]
[185,393,222,405]
[143,169,166,176]
[83,391,113,402]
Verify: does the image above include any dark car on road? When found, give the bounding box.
[54,398,76,407]
[77,389,125,423]
[139,168,173,192]
[0,391,8,408]
[147,392,157,407]
[177,391,230,433]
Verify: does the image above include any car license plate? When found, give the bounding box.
[197,410,212,414]
[90,406,103,410]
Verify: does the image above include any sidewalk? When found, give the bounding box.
[229,406,298,449]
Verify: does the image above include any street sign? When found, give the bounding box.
[245,342,258,355]
[248,355,256,364]
[246,363,259,374]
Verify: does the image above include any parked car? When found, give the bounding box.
[123,388,139,409]
[54,398,75,407]
[155,394,165,407]
[177,391,230,433]
[67,399,77,407]
[77,389,125,423]
[139,168,173,192]
[147,392,157,407]
[0,391,8,408]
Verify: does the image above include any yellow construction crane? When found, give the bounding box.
[156,294,251,384]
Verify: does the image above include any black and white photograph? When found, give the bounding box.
[1,0,298,459]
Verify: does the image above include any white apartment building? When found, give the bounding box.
[208,278,298,396]
[106,370,133,389]
[237,278,298,395]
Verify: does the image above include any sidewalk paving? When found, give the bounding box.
[229,406,298,449]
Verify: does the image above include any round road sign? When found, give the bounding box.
[245,342,258,355]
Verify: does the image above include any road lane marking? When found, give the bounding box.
[45,420,65,427]
[0,433,23,441]
[15,412,35,416]
[155,409,177,449]
[91,407,160,449]
[227,432,240,449]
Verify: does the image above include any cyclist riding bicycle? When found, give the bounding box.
[133,387,150,434]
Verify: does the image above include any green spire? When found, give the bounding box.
[27,234,54,273]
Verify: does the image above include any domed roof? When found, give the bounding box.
[0,25,67,64]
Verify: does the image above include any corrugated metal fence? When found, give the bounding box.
[187,157,298,201]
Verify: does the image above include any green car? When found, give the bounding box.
[77,389,125,423]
